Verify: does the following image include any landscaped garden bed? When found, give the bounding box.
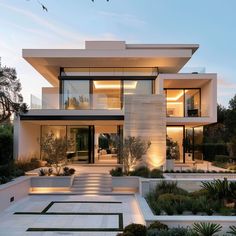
[117,222,236,236]
[146,178,236,216]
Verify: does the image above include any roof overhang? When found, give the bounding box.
[22,41,199,86]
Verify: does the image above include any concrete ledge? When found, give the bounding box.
[165,173,236,179]
[140,178,236,196]
[31,176,74,188]
[112,177,139,192]
[0,176,31,211]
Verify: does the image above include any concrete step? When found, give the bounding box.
[71,188,112,193]
[72,183,111,188]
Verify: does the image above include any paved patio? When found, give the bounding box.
[0,194,144,236]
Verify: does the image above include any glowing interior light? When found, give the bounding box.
[94,81,137,89]
[167,102,183,105]
[166,91,184,101]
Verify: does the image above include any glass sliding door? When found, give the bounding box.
[63,80,90,109]
[67,126,94,163]
[94,125,122,164]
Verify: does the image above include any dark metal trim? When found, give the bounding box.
[20,115,124,121]
[59,76,157,80]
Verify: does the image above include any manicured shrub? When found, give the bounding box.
[146,193,161,215]
[110,167,123,176]
[157,193,189,215]
[192,222,222,236]
[147,227,193,236]
[124,223,147,236]
[148,221,168,231]
[150,169,163,178]
[130,166,150,178]
[154,181,188,197]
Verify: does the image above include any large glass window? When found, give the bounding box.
[124,80,152,95]
[63,80,90,109]
[67,126,91,163]
[165,89,200,117]
[185,89,200,117]
[193,126,203,161]
[92,80,121,109]
[166,89,184,117]
[167,126,184,162]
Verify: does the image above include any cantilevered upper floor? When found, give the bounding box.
[22,41,199,86]
[21,41,216,125]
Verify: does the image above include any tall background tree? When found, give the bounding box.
[0,60,27,123]
[203,95,236,164]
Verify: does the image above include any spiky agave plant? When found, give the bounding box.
[192,222,222,236]
[228,225,236,235]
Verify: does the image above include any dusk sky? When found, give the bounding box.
[1,0,236,107]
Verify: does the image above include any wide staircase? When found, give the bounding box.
[71,173,112,194]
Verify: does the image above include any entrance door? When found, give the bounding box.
[67,126,94,163]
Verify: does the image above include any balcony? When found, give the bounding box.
[31,93,122,110]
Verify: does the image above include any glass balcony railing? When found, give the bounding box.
[30,94,122,110]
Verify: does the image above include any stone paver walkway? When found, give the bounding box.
[0,194,144,236]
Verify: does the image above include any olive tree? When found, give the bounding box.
[119,136,151,175]
[40,132,70,175]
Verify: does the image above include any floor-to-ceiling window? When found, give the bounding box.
[41,125,94,163]
[166,89,184,117]
[94,125,122,164]
[62,80,90,109]
[165,89,200,117]
[185,89,200,117]
[92,80,121,109]
[67,126,92,163]
[123,80,153,95]
[193,126,203,161]
[166,126,184,162]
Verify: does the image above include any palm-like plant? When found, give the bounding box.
[228,225,236,235]
[201,178,230,205]
[192,222,222,236]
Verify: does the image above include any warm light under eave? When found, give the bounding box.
[94,81,137,89]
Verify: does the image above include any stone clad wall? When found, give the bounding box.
[124,95,166,169]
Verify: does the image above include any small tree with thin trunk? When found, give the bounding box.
[40,132,69,175]
[119,136,151,175]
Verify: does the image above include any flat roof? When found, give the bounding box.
[23,41,199,86]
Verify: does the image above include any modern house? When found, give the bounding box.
[14,41,217,169]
